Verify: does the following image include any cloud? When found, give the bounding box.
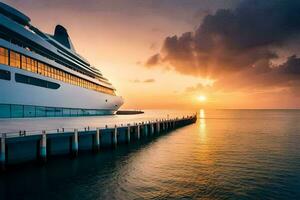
[143,78,155,83]
[132,79,140,83]
[145,54,161,67]
[185,83,207,93]
[146,0,300,92]
[149,42,158,50]
[131,78,155,83]
[278,55,300,75]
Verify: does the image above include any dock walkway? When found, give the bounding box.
[0,115,197,171]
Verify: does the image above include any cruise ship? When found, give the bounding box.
[0,2,123,118]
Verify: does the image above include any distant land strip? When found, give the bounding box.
[116,110,144,115]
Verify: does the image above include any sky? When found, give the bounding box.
[4,0,300,109]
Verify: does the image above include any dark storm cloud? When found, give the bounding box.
[278,55,300,75]
[147,0,300,84]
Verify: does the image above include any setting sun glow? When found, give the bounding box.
[197,95,207,102]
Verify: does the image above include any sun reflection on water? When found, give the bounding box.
[199,109,206,128]
[198,109,206,141]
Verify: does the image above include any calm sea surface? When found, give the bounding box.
[1,109,300,200]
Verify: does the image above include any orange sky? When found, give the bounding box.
[5,0,300,109]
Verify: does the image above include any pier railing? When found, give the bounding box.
[0,115,197,171]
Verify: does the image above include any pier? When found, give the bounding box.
[0,115,197,171]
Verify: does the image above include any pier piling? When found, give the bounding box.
[150,123,154,135]
[144,124,148,137]
[39,131,47,163]
[137,124,140,140]
[127,124,131,143]
[72,129,79,157]
[0,133,6,171]
[94,128,100,152]
[112,125,118,148]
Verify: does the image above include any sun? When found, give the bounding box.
[197,95,207,102]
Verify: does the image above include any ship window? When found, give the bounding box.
[50,68,53,79]
[26,57,31,71]
[44,65,48,77]
[11,105,24,118]
[78,109,84,115]
[15,73,60,89]
[49,66,52,77]
[32,60,38,73]
[55,69,58,79]
[60,71,63,81]
[63,108,70,116]
[1,104,113,118]
[47,65,51,77]
[21,55,34,72]
[70,109,78,116]
[41,62,45,75]
[57,70,59,80]
[0,104,10,118]
[38,62,43,74]
[55,108,63,116]
[21,55,26,69]
[58,69,61,78]
[3,48,115,95]
[10,51,21,68]
[0,69,11,80]
[58,70,61,80]
[51,67,55,78]
[54,69,58,79]
[51,68,54,79]
[36,106,46,117]
[24,105,35,117]
[46,107,55,117]
[0,47,8,65]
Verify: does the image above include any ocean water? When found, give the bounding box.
[1,109,300,200]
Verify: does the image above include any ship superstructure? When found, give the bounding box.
[0,2,123,118]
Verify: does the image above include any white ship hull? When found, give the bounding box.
[0,64,123,114]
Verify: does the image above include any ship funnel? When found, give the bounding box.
[53,25,76,52]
